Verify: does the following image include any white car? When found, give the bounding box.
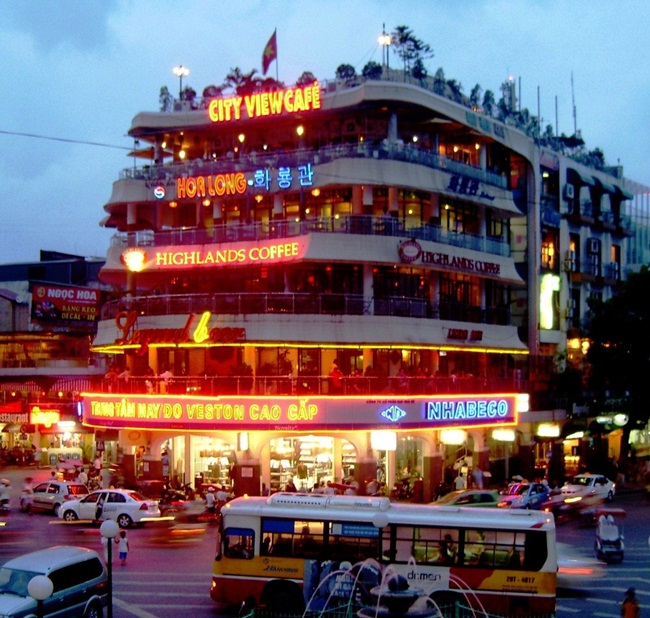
[561,473,615,503]
[59,489,161,528]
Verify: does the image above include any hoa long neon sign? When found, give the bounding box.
[208,83,321,123]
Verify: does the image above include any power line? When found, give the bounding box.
[0,129,130,151]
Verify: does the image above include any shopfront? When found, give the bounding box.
[82,390,521,500]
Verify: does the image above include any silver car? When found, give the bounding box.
[26,481,89,516]
[0,545,107,617]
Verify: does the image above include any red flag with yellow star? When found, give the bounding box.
[262,29,277,76]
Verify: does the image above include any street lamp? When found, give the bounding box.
[172,65,190,99]
[100,519,120,618]
[28,575,53,618]
[378,24,391,72]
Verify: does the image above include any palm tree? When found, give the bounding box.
[222,67,258,95]
[296,71,318,87]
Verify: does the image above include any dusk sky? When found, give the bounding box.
[1,0,648,265]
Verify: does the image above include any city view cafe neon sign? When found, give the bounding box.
[208,82,321,123]
[83,393,517,432]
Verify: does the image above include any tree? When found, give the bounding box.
[586,266,650,458]
[362,61,383,81]
[470,84,482,110]
[391,25,434,78]
[159,86,173,112]
[482,89,496,116]
[411,58,427,84]
[336,63,357,83]
[433,68,446,96]
[202,85,223,99]
[222,67,258,95]
[446,79,464,103]
[296,71,318,87]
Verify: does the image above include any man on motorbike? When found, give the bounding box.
[0,479,11,511]
[20,477,33,512]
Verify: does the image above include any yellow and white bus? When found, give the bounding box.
[210,493,557,617]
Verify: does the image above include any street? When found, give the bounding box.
[0,467,647,617]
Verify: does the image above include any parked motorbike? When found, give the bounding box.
[0,479,11,513]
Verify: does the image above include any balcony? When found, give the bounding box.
[111,214,511,258]
[96,373,527,398]
[101,292,511,326]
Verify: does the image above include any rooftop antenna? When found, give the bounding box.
[571,71,577,135]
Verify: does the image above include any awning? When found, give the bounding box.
[561,419,588,439]
[615,185,634,201]
[592,176,617,194]
[2,423,22,433]
[567,168,595,186]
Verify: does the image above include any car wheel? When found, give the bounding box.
[117,513,133,528]
[63,510,79,522]
[606,490,614,502]
[83,600,103,618]
[53,503,61,517]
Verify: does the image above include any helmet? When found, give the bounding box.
[208,486,216,492]
[0,479,10,486]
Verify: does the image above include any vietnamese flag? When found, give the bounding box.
[262,29,277,76]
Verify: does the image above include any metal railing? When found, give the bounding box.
[110,214,510,258]
[100,292,511,326]
[99,374,526,397]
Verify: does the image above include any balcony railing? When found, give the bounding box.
[110,214,510,258]
[98,374,526,397]
[101,292,511,326]
[122,137,508,191]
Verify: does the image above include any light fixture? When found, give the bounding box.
[169,201,178,209]
[238,133,245,144]
[440,429,466,445]
[537,423,560,438]
[296,125,304,137]
[238,432,249,451]
[202,199,211,207]
[493,429,515,442]
[371,431,396,451]
[311,188,321,197]
[172,65,190,98]
[255,195,263,203]
[179,150,186,160]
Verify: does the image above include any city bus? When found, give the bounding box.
[210,493,557,617]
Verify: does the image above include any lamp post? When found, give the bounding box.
[172,65,190,99]
[100,519,120,618]
[28,575,53,618]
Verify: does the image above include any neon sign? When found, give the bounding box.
[83,393,517,431]
[177,173,247,199]
[208,83,321,123]
[114,311,246,355]
[398,240,501,275]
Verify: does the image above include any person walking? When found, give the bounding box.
[115,530,130,566]
[621,588,639,618]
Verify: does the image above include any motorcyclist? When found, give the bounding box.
[20,477,33,512]
[0,479,11,511]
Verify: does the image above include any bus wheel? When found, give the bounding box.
[260,580,305,614]
[238,595,256,618]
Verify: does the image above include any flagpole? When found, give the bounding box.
[275,29,279,82]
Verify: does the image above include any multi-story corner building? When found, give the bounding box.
[84,70,635,497]
[0,251,108,466]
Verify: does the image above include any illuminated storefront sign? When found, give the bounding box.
[31,284,100,325]
[30,407,61,427]
[83,393,517,431]
[175,164,315,200]
[122,239,307,274]
[208,83,321,123]
[398,240,501,275]
[114,311,246,355]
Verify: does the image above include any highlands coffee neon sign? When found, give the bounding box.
[208,83,321,123]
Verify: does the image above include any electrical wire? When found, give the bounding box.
[0,129,130,151]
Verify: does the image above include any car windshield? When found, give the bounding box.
[507,483,529,496]
[68,485,89,495]
[125,492,148,502]
[436,492,463,505]
[570,477,593,487]
[0,567,40,597]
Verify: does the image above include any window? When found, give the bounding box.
[108,492,126,503]
[49,558,104,592]
[224,527,254,559]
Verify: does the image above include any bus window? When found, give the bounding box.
[224,527,254,559]
[329,521,379,563]
[475,530,525,569]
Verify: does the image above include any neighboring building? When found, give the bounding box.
[84,68,638,496]
[0,251,108,466]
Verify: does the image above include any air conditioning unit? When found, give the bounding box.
[587,237,600,254]
[563,250,576,272]
[563,184,575,200]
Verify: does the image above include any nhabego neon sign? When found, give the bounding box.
[208,83,321,123]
